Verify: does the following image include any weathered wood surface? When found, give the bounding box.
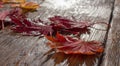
[102,0,120,66]
[0,0,114,66]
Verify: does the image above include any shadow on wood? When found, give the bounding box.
[41,49,100,66]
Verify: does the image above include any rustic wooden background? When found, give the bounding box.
[0,0,119,66]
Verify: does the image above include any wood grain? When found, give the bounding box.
[102,0,120,66]
[0,0,114,66]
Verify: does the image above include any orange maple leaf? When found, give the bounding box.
[46,33,103,55]
[20,2,39,10]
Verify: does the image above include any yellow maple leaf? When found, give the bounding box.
[10,1,40,13]
[2,0,25,3]
[20,2,39,10]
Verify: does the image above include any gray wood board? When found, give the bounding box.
[0,0,114,66]
[102,0,120,66]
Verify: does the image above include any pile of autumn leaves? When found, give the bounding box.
[0,0,104,55]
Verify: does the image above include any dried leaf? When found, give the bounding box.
[46,33,103,55]
[10,2,39,13]
[49,16,91,35]
[20,2,39,10]
[12,26,52,36]
[8,8,53,35]
[57,40,103,55]
[2,0,25,3]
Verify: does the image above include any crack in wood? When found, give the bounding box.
[97,0,116,66]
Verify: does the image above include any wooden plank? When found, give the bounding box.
[0,0,114,66]
[102,0,120,66]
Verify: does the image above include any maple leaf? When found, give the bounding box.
[12,26,52,36]
[49,16,91,35]
[2,0,25,3]
[57,40,103,55]
[49,16,73,29]
[46,33,103,55]
[8,8,53,35]
[11,2,39,13]
[20,2,39,10]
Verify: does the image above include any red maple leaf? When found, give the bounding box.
[46,33,103,55]
[8,8,53,36]
[49,16,91,35]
